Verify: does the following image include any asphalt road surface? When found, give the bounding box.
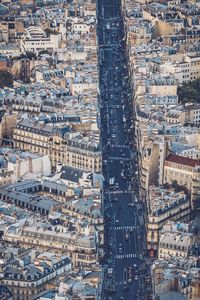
[97,0,149,299]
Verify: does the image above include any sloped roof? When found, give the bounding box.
[61,165,84,183]
[165,154,200,167]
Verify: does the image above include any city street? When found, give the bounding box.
[97,0,148,299]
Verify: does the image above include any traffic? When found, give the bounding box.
[97,0,149,299]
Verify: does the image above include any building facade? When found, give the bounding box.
[13,120,102,173]
[164,154,200,208]
[146,186,191,256]
[20,27,61,54]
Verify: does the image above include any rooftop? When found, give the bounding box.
[148,186,188,217]
[165,154,200,168]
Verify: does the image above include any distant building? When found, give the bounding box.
[20,27,61,54]
[0,56,7,71]
[20,59,30,83]
[53,274,100,300]
[1,251,71,300]
[0,112,18,141]
[138,136,168,194]
[4,223,98,267]
[13,120,102,173]
[158,222,193,260]
[146,186,190,256]
[164,154,200,208]
[185,103,200,125]
[151,257,200,300]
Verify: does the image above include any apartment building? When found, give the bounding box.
[165,106,186,125]
[160,52,200,84]
[151,257,200,300]
[0,56,7,71]
[146,186,190,256]
[164,154,200,208]
[54,270,101,300]
[4,224,98,267]
[137,131,168,194]
[185,27,200,45]
[185,103,200,125]
[158,222,193,260]
[50,135,101,172]
[62,198,104,249]
[0,167,13,186]
[186,53,200,81]
[13,119,54,155]
[13,120,102,173]
[148,76,177,97]
[0,176,103,267]
[1,251,71,300]
[165,103,200,125]
[126,19,152,46]
[0,112,18,141]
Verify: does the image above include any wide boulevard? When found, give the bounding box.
[97,0,149,299]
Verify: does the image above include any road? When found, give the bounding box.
[97,0,149,299]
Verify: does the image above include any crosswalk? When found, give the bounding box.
[115,225,136,231]
[111,144,129,149]
[109,190,132,194]
[115,281,125,286]
[115,253,138,259]
[109,156,129,161]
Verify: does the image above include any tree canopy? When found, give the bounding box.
[178,78,200,104]
[20,52,36,60]
[0,70,13,89]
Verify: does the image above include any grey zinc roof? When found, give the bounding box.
[1,189,59,212]
[61,165,84,183]
[171,142,194,154]
[66,198,101,218]
[42,179,68,192]
[6,180,41,192]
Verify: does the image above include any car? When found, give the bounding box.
[113,197,119,202]
[128,278,132,283]
[127,267,132,283]
[119,247,122,254]
[128,266,132,273]
[125,231,129,240]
